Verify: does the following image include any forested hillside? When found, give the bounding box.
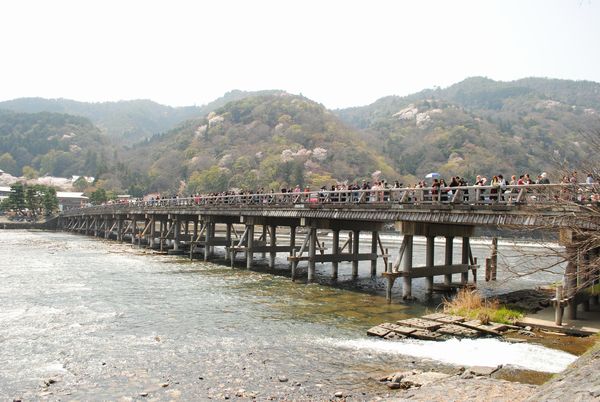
[0,98,201,144]
[1,77,598,196]
[0,110,113,177]
[0,90,286,145]
[336,77,599,182]
[124,93,397,194]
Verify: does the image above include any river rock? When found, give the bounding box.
[400,371,450,387]
[277,375,288,382]
[468,365,501,376]
[390,370,416,384]
[334,391,344,397]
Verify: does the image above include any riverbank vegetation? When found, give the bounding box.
[443,289,524,324]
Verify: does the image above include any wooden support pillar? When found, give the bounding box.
[425,235,434,294]
[308,227,317,282]
[158,219,164,251]
[565,246,578,320]
[261,225,267,258]
[149,216,156,247]
[444,236,453,285]
[173,218,180,251]
[225,223,232,261]
[104,217,111,239]
[461,237,470,284]
[491,237,498,281]
[352,230,360,278]
[246,224,254,269]
[117,218,123,242]
[269,225,277,268]
[331,230,339,279]
[555,285,564,325]
[371,231,378,277]
[210,222,216,257]
[131,217,137,245]
[386,269,395,303]
[204,220,211,261]
[402,235,413,299]
[289,226,296,272]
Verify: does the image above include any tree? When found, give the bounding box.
[188,167,230,193]
[0,153,17,174]
[42,187,58,215]
[73,176,89,191]
[22,165,39,179]
[25,186,42,216]
[89,188,108,205]
[7,183,26,214]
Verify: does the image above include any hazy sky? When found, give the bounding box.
[1,0,598,109]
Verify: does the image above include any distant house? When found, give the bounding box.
[56,191,89,211]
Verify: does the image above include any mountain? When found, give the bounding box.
[0,110,114,177]
[0,98,203,144]
[336,77,600,182]
[0,90,289,145]
[1,77,597,195]
[123,93,398,194]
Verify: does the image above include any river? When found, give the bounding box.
[0,230,579,400]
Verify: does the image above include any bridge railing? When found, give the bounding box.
[72,183,599,213]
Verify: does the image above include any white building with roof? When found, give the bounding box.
[57,191,89,211]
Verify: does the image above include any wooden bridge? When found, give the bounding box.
[59,183,599,322]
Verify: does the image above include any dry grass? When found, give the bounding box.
[443,289,523,324]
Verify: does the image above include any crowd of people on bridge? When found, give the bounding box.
[92,170,598,208]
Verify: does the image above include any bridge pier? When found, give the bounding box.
[104,216,111,239]
[269,225,277,268]
[149,215,156,248]
[383,222,476,302]
[173,218,180,252]
[425,235,434,294]
[117,218,123,241]
[308,227,317,282]
[246,224,254,269]
[461,237,470,284]
[444,236,453,285]
[371,231,378,277]
[225,223,232,261]
[131,216,137,245]
[402,234,414,299]
[332,230,339,279]
[261,225,267,258]
[352,230,360,278]
[289,225,296,272]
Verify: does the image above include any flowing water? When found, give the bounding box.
[0,230,579,400]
